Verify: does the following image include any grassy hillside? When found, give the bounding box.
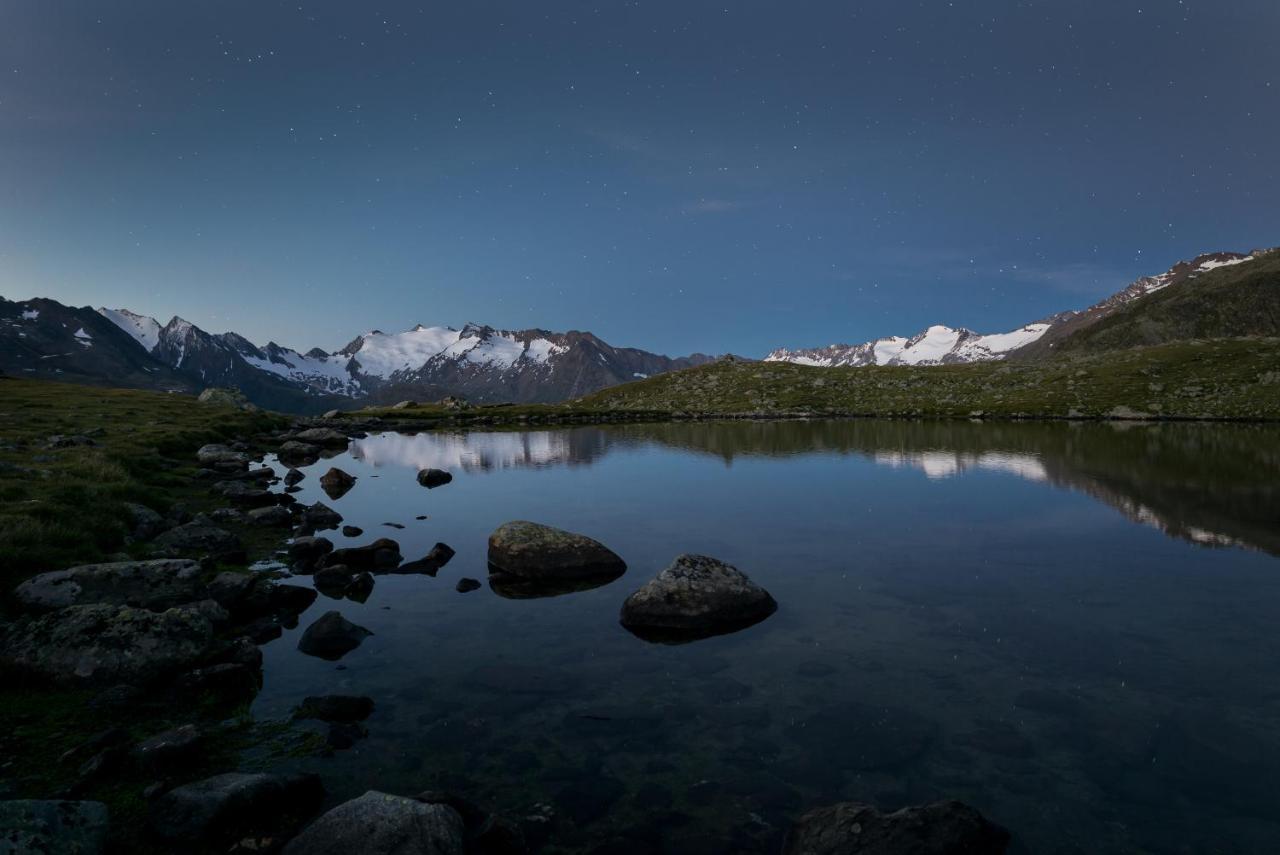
[1021,249,1280,358]
[572,338,1280,421]
[0,377,285,585]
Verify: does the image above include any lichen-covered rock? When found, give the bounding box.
[150,772,323,844]
[319,467,357,499]
[1,604,218,687]
[197,388,256,410]
[245,505,291,527]
[278,440,321,461]
[782,800,1010,855]
[13,559,205,613]
[282,791,464,855]
[297,611,372,661]
[295,428,350,448]
[486,521,626,580]
[619,554,776,640]
[196,443,250,468]
[153,522,245,563]
[0,800,109,854]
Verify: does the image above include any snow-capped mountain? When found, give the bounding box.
[765,322,1054,368]
[766,250,1266,368]
[85,308,713,410]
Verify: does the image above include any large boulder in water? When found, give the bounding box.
[319,467,357,499]
[782,800,1010,855]
[150,772,323,845]
[1,603,219,687]
[619,554,776,641]
[325,538,402,571]
[294,427,350,448]
[282,791,464,855]
[13,559,205,613]
[416,468,452,489]
[486,521,625,580]
[0,800,109,854]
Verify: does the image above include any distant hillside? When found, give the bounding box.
[575,340,1280,421]
[1021,249,1280,357]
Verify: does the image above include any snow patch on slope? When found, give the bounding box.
[98,308,162,351]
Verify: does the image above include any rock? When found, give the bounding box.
[325,538,402,571]
[153,522,245,563]
[391,400,417,409]
[197,388,255,410]
[319,467,357,499]
[1,604,218,687]
[398,542,455,575]
[322,409,341,419]
[46,434,97,449]
[208,507,246,524]
[131,724,203,773]
[282,791,464,855]
[242,617,283,643]
[123,502,166,540]
[247,505,292,527]
[300,502,343,533]
[295,428,350,448]
[60,728,129,766]
[346,572,374,603]
[0,800,109,854]
[13,559,205,613]
[279,440,321,461]
[268,583,319,615]
[455,578,481,593]
[297,611,373,661]
[313,565,356,598]
[486,521,626,580]
[150,772,323,844]
[416,468,453,489]
[206,571,256,609]
[342,525,363,537]
[284,468,306,486]
[619,554,776,641]
[176,662,259,700]
[439,396,469,411]
[288,535,334,571]
[196,443,250,468]
[89,684,142,711]
[294,695,375,723]
[782,800,1010,855]
[217,481,276,507]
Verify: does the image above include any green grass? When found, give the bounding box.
[571,338,1280,421]
[0,378,286,587]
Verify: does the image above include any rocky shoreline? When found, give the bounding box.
[0,411,1012,853]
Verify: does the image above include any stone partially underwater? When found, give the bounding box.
[620,554,778,643]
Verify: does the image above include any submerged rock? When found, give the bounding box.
[282,791,464,855]
[150,772,323,844]
[416,468,453,489]
[13,559,205,613]
[619,554,776,641]
[342,525,363,537]
[455,578,481,593]
[1,603,218,687]
[487,571,623,600]
[487,521,626,580]
[346,571,375,603]
[319,467,357,499]
[782,800,1010,855]
[297,611,373,661]
[0,800,109,854]
[787,702,937,772]
[293,695,375,723]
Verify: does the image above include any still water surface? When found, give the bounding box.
[255,420,1280,854]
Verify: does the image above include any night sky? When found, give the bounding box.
[1,1,1276,357]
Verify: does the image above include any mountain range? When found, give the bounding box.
[1,246,1275,413]
[0,303,714,413]
[764,250,1272,367]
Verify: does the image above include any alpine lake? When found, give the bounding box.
[250,419,1280,854]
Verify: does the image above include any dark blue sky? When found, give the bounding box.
[1,1,1276,357]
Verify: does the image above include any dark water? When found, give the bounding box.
[254,420,1280,854]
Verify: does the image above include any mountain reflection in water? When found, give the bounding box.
[349,420,1280,556]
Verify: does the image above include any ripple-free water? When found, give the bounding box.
[253,420,1280,854]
